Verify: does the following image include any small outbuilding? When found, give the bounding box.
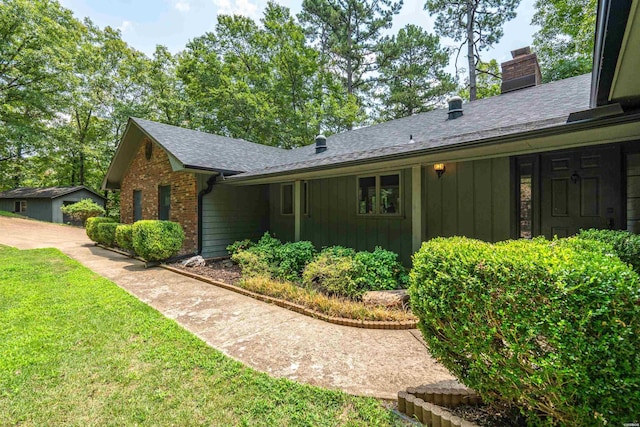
[0,186,106,224]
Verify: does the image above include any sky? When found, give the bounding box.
[59,0,539,75]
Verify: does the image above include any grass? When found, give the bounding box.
[239,276,417,322]
[0,245,404,426]
[0,210,24,218]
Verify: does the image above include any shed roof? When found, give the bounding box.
[0,186,105,200]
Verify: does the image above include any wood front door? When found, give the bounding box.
[540,146,622,238]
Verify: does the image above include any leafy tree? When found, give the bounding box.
[424,0,520,101]
[532,0,596,82]
[458,59,501,100]
[299,0,403,125]
[147,45,190,126]
[376,24,455,120]
[0,0,82,189]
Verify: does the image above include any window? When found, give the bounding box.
[14,200,26,213]
[133,190,142,222]
[281,183,293,215]
[158,185,171,220]
[358,173,401,215]
[519,163,533,238]
[281,182,309,216]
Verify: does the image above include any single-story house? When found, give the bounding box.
[102,1,640,265]
[0,186,106,224]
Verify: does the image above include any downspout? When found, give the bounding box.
[197,174,218,255]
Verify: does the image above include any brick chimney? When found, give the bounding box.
[500,46,542,94]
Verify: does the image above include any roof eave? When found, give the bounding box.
[225,111,640,184]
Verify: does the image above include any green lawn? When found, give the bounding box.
[0,210,24,218]
[0,246,403,426]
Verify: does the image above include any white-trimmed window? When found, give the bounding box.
[357,173,401,215]
[14,200,26,213]
[281,182,310,216]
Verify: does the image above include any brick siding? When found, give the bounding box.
[120,138,198,254]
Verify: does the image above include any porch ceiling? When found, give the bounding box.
[610,0,640,105]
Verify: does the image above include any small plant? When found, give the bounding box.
[60,198,105,225]
[576,228,640,274]
[132,220,185,262]
[302,246,359,298]
[273,241,316,282]
[115,224,133,251]
[85,217,116,243]
[409,236,640,426]
[95,222,120,247]
[354,247,408,292]
[226,239,254,256]
[231,250,270,278]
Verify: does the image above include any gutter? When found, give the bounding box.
[197,174,218,255]
[224,110,640,184]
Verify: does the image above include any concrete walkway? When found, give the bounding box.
[0,216,455,399]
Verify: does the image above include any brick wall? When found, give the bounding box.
[120,137,198,254]
[501,53,542,83]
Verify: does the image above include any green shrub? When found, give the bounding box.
[60,198,105,225]
[231,250,271,278]
[302,246,407,299]
[85,217,116,243]
[354,247,408,291]
[409,236,640,426]
[95,222,120,247]
[302,246,359,297]
[226,239,255,256]
[273,241,317,282]
[576,228,640,274]
[115,224,133,251]
[132,220,185,261]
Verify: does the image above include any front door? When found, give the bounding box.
[539,146,622,238]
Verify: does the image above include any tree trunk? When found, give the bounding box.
[467,2,477,101]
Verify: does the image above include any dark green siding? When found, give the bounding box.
[0,199,52,222]
[201,184,269,258]
[423,157,511,242]
[627,152,640,233]
[270,169,413,264]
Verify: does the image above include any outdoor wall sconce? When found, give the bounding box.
[434,163,446,179]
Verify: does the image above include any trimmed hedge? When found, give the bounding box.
[576,228,640,274]
[132,220,185,262]
[95,222,120,247]
[409,236,640,426]
[115,224,133,251]
[86,217,116,243]
[60,198,105,225]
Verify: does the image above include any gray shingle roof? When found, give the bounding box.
[129,74,591,179]
[131,118,290,173]
[0,186,105,200]
[284,74,590,161]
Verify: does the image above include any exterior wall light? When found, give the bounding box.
[434,163,446,179]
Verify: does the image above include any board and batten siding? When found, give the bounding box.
[0,199,52,222]
[200,183,270,258]
[423,157,512,242]
[270,169,414,265]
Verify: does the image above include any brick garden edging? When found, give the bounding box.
[397,384,482,426]
[97,245,417,330]
[162,265,418,330]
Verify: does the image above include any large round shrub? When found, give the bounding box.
[85,217,116,243]
[115,224,133,251]
[576,228,640,274]
[60,198,105,225]
[95,222,120,247]
[409,236,639,426]
[132,220,185,261]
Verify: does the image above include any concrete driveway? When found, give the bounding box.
[0,216,456,399]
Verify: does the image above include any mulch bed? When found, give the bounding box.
[449,404,527,426]
[169,259,242,285]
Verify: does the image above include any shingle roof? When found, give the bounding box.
[222,74,592,179]
[131,118,290,172]
[0,186,105,200]
[121,74,591,182]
